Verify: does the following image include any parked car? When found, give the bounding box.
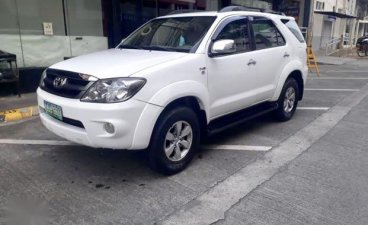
[37,6,308,175]
[356,35,368,57]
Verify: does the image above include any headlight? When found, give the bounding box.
[39,70,47,87]
[80,77,146,103]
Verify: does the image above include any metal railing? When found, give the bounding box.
[325,37,357,56]
[325,37,342,55]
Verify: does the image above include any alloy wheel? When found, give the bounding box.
[164,121,193,162]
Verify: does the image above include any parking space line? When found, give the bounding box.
[326,70,368,73]
[297,107,330,111]
[203,145,271,152]
[0,139,272,152]
[305,88,359,92]
[0,139,76,146]
[309,77,368,80]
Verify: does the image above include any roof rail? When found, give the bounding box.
[260,9,286,16]
[219,6,261,12]
[166,9,203,15]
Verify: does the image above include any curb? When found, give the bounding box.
[0,106,39,122]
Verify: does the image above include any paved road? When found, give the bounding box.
[0,61,367,224]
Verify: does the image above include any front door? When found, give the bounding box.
[207,17,256,118]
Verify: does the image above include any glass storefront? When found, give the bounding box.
[231,0,273,10]
[0,0,108,67]
[0,0,308,68]
[119,0,212,39]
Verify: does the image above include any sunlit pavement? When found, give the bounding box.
[1,61,368,224]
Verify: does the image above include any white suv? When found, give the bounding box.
[37,7,308,174]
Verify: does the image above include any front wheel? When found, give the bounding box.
[357,47,366,57]
[148,106,200,175]
[274,78,299,121]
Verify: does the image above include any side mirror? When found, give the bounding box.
[210,39,236,56]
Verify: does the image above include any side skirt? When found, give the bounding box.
[207,102,278,136]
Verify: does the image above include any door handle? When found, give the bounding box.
[247,59,256,66]
[283,52,290,58]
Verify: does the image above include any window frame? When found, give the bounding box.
[208,16,252,57]
[249,17,287,51]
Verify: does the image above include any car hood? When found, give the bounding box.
[50,49,188,79]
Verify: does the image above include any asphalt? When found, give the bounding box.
[0,59,367,225]
[214,91,368,225]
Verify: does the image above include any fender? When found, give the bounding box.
[271,60,306,101]
[130,80,210,149]
[148,80,211,121]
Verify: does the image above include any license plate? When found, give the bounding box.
[44,101,63,121]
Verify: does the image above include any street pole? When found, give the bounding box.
[307,0,315,47]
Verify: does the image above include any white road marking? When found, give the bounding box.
[203,144,271,152]
[0,139,76,146]
[0,139,272,152]
[297,107,330,111]
[326,70,368,73]
[309,77,368,80]
[305,88,359,92]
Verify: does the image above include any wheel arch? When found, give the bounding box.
[272,61,306,101]
[154,96,208,142]
[288,70,304,100]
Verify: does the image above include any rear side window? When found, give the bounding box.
[251,19,286,50]
[282,19,305,43]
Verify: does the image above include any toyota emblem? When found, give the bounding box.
[53,77,67,89]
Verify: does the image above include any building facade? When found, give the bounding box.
[310,0,358,51]
[355,0,368,38]
[0,0,311,68]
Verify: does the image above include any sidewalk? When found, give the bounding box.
[215,89,368,224]
[314,49,357,65]
[315,48,368,65]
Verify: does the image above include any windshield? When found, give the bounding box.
[118,16,216,53]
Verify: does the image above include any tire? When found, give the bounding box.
[357,49,365,57]
[274,78,299,122]
[148,106,200,175]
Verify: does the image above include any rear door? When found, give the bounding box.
[248,17,290,100]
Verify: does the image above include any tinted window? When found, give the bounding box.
[215,19,250,53]
[282,19,305,43]
[251,19,286,50]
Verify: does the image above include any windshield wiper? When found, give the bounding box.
[118,44,142,50]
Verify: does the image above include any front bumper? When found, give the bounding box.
[37,88,162,149]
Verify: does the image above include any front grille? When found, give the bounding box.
[41,69,94,99]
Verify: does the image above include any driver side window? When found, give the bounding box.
[215,19,251,54]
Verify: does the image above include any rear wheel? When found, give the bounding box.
[274,78,299,121]
[148,106,200,175]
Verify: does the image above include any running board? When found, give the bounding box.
[207,102,278,136]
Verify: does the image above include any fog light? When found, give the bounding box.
[103,122,115,134]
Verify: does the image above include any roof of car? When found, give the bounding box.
[159,10,294,21]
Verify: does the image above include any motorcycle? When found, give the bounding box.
[356,35,368,57]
